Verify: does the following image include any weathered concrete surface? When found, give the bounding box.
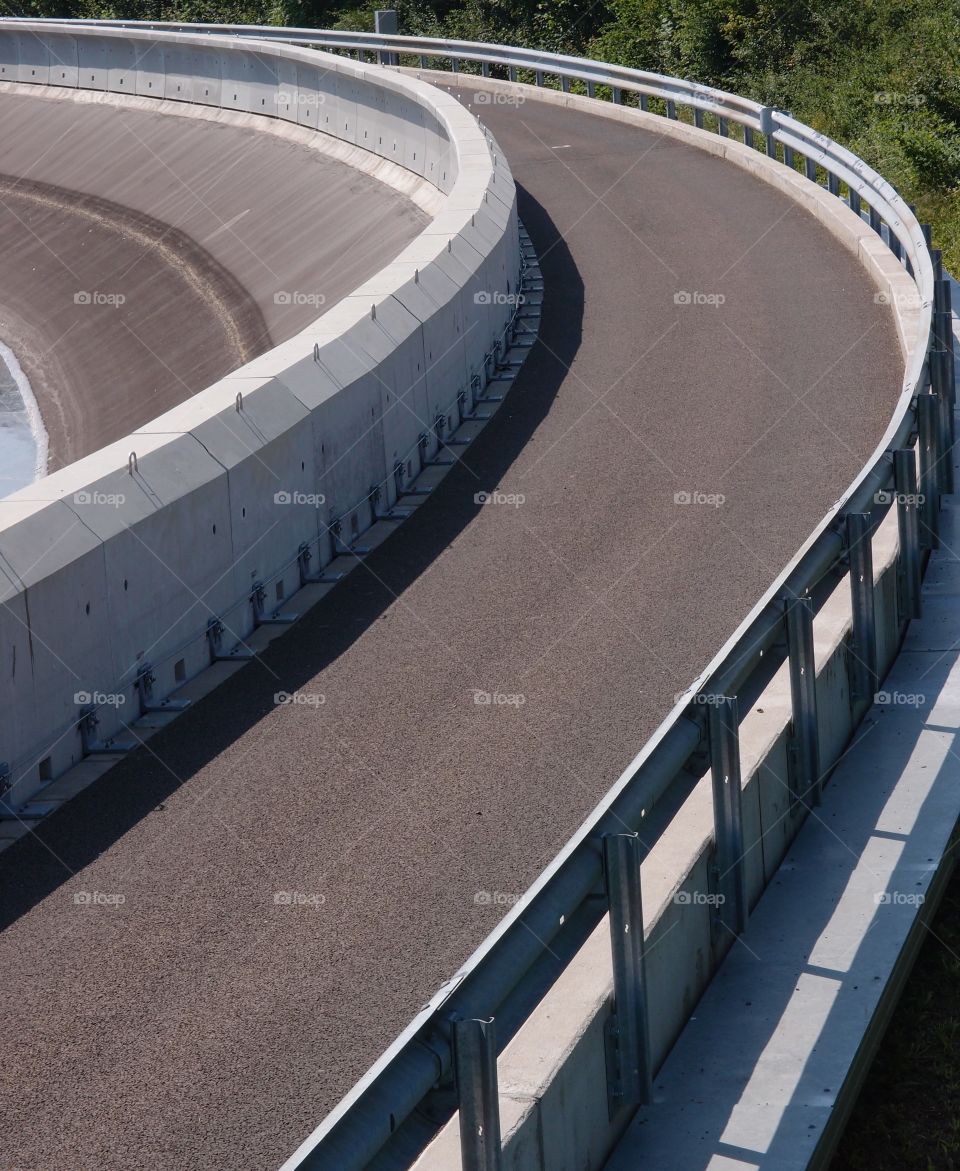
[0,92,903,1171]
[0,88,428,468]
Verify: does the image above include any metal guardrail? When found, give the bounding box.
[3,19,950,1171]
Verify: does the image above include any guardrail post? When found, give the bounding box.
[374,10,398,66]
[718,114,728,136]
[849,188,861,217]
[935,276,956,412]
[744,125,754,148]
[708,697,748,938]
[918,393,941,549]
[846,513,878,704]
[612,86,622,104]
[602,833,652,1113]
[453,1018,502,1171]
[804,156,817,183]
[639,93,649,112]
[827,171,840,197]
[786,595,821,806]
[869,205,882,236]
[894,449,922,620]
[932,347,956,495]
[693,106,704,128]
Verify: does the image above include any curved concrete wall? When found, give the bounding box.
[0,24,520,806]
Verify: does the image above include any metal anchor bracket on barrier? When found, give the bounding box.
[206,616,253,663]
[444,392,473,446]
[251,581,298,627]
[135,662,190,716]
[426,414,456,466]
[297,542,345,586]
[330,519,371,559]
[602,832,652,1118]
[368,483,413,523]
[394,458,432,498]
[78,708,135,756]
[462,376,493,422]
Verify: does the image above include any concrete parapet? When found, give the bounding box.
[0,25,519,806]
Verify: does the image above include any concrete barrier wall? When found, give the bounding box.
[0,25,519,806]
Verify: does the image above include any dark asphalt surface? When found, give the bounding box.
[0,93,903,1170]
[0,90,427,469]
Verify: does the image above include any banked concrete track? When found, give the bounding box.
[0,87,429,469]
[0,87,903,1169]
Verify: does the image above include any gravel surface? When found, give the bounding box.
[0,92,903,1170]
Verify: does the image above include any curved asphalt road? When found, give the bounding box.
[0,90,903,1170]
[0,88,428,469]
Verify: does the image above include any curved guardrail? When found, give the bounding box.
[0,22,520,810]
[3,20,953,1171]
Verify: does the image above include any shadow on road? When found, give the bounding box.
[0,185,583,931]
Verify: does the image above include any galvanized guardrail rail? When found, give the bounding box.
[6,20,951,1171]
